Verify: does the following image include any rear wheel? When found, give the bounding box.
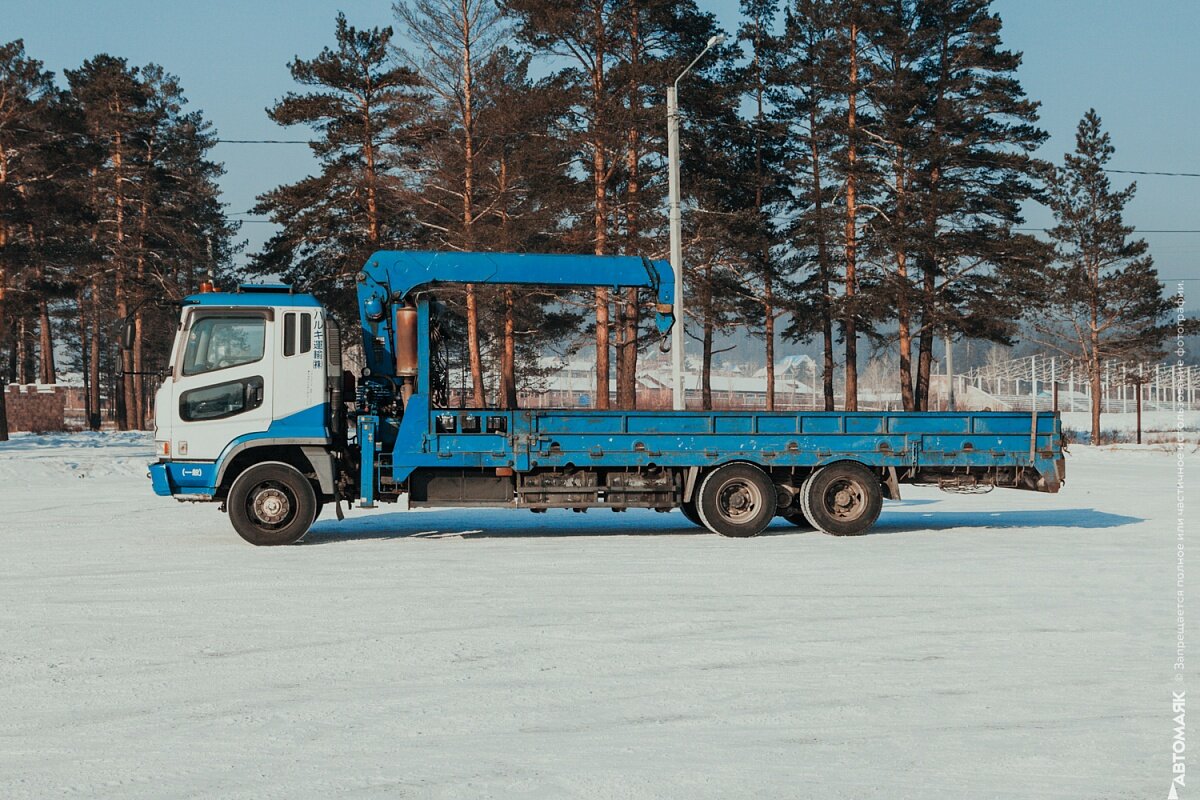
[800,461,882,536]
[696,463,777,538]
[679,499,704,528]
[227,463,317,546]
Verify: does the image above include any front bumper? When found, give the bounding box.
[148,461,217,497]
[149,462,172,496]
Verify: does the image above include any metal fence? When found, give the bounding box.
[961,356,1200,413]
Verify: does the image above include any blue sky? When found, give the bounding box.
[8,0,1199,286]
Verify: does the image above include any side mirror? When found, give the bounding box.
[120,317,136,351]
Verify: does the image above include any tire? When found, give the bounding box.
[227,463,318,546]
[679,499,704,528]
[696,463,777,538]
[800,461,882,536]
[772,470,820,532]
[782,470,819,530]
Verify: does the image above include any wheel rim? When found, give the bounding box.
[248,481,295,528]
[822,477,867,522]
[715,477,763,525]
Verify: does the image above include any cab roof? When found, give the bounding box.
[183,284,322,308]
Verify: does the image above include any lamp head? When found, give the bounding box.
[707,33,725,49]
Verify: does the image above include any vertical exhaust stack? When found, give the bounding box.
[394,303,418,404]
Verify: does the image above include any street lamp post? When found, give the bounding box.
[668,33,724,411]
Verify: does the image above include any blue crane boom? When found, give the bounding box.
[355,250,674,379]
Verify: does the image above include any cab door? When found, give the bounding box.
[171,308,274,463]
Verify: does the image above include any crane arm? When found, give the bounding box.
[354,250,676,381]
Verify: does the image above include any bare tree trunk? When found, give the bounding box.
[16,317,29,384]
[843,22,859,412]
[0,303,5,431]
[915,321,933,411]
[38,298,56,384]
[917,33,950,413]
[590,10,611,411]
[809,109,835,411]
[464,287,486,406]
[89,276,102,430]
[112,129,133,430]
[78,289,91,427]
[493,156,519,410]
[133,311,144,427]
[0,249,6,440]
[460,5,487,408]
[0,160,8,437]
[897,295,914,410]
[894,151,914,411]
[1090,322,1101,442]
[593,137,609,409]
[615,7,642,409]
[749,18,775,412]
[499,287,517,409]
[764,275,775,411]
[701,262,713,411]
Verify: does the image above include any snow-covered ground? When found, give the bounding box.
[0,432,1193,798]
[1059,409,1200,436]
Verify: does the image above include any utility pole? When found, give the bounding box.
[668,34,724,411]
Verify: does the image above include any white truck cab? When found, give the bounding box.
[150,285,343,531]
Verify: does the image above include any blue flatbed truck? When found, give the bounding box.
[149,250,1065,545]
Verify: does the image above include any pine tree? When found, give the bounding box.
[65,54,152,429]
[676,29,751,411]
[471,48,580,407]
[395,0,507,408]
[126,65,236,426]
[860,0,927,410]
[773,0,841,411]
[1021,111,1174,441]
[906,0,1045,409]
[502,0,627,408]
[251,14,427,322]
[735,0,789,410]
[502,0,724,409]
[0,40,58,438]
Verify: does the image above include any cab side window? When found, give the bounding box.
[283,313,297,357]
[181,316,266,376]
[180,376,264,422]
[283,312,312,358]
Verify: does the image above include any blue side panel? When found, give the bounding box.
[247,402,328,440]
[155,404,330,498]
[384,408,1064,491]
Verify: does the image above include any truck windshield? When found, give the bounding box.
[181,316,266,376]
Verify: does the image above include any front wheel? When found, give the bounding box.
[696,463,777,538]
[227,463,317,546]
[800,461,882,536]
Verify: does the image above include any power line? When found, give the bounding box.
[1016,228,1200,233]
[1103,169,1200,178]
[215,139,309,144]
[213,133,1200,179]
